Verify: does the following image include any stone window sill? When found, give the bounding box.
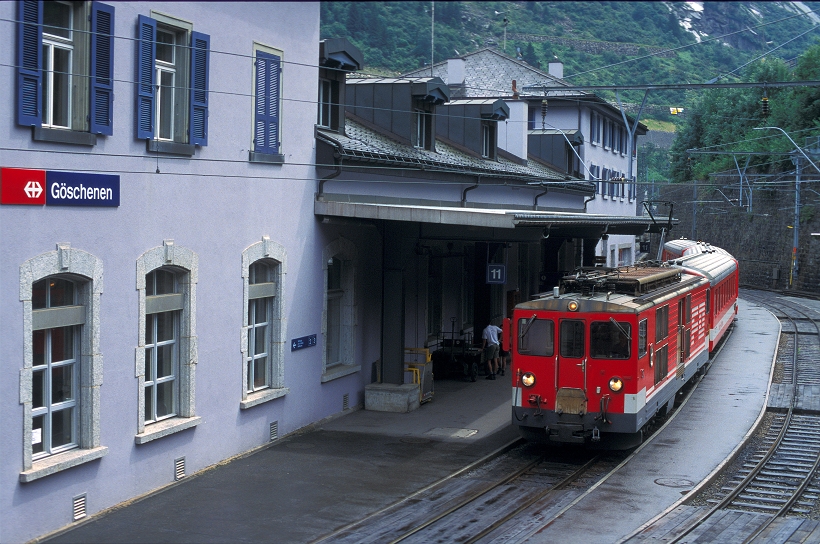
[135,416,201,445]
[249,151,285,165]
[240,387,289,410]
[147,139,196,156]
[20,446,108,483]
[321,364,361,383]
[33,127,97,146]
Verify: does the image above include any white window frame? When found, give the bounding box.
[31,279,79,461]
[42,1,74,129]
[240,236,288,409]
[143,269,180,423]
[135,240,200,444]
[19,244,107,483]
[150,11,192,144]
[154,28,176,141]
[321,238,359,382]
[318,78,332,128]
[414,108,428,149]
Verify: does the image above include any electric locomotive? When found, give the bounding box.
[505,239,738,448]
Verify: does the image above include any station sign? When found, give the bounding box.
[46,171,120,207]
[1,168,120,207]
[486,263,506,284]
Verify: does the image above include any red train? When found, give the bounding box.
[504,239,738,448]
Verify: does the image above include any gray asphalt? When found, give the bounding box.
[44,298,778,544]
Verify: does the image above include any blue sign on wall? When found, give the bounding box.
[46,171,120,207]
[291,334,317,351]
[486,264,506,284]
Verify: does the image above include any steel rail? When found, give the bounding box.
[666,290,817,543]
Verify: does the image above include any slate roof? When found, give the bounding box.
[316,118,595,193]
[402,48,575,99]
[402,48,646,131]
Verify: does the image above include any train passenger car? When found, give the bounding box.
[505,241,738,448]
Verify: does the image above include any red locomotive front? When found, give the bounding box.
[507,262,714,448]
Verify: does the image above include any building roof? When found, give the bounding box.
[403,48,569,99]
[317,118,594,191]
[402,48,646,131]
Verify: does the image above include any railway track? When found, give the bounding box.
[626,289,820,543]
[310,442,621,544]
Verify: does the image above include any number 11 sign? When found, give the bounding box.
[486,264,506,284]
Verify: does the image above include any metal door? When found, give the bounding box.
[557,319,586,390]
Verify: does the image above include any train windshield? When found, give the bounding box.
[590,320,631,359]
[559,320,584,358]
[518,317,554,356]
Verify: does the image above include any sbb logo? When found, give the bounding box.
[1,168,47,205]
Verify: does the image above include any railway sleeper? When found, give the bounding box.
[739,489,794,500]
[730,501,787,511]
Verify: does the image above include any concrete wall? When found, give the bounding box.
[0,3,350,542]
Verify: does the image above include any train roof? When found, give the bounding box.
[668,250,737,285]
[520,264,709,313]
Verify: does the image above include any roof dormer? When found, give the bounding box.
[318,38,362,132]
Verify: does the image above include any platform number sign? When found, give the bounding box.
[486,264,506,284]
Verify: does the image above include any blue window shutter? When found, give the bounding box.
[189,31,210,146]
[254,51,280,154]
[90,2,115,135]
[16,0,42,126]
[135,15,155,139]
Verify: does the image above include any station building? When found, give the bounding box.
[0,3,664,541]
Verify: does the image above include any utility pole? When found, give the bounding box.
[792,153,801,287]
[431,1,435,77]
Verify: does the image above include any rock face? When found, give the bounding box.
[665,2,782,52]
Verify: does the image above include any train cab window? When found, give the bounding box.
[559,320,584,358]
[638,318,647,358]
[518,317,554,357]
[705,289,710,314]
[685,295,692,324]
[655,305,669,340]
[590,321,631,359]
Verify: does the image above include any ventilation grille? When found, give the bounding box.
[343,393,350,411]
[73,494,87,521]
[270,421,278,442]
[174,457,186,481]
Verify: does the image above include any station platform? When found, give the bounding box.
[45,298,778,544]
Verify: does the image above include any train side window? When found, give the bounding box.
[638,318,647,358]
[590,320,631,359]
[559,320,584,358]
[705,289,710,314]
[655,305,669,340]
[517,317,554,357]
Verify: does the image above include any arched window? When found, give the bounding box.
[135,240,199,444]
[19,244,107,482]
[240,236,288,409]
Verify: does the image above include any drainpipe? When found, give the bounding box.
[533,184,548,210]
[462,176,480,207]
[583,193,596,212]
[318,148,343,200]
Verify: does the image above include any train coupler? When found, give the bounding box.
[592,426,601,442]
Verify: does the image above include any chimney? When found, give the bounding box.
[548,60,564,80]
[497,100,528,165]
[447,58,465,86]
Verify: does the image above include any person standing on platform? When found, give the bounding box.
[482,322,502,380]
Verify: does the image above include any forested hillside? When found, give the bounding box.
[321,1,820,117]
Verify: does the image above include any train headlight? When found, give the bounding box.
[567,300,579,312]
[609,377,624,393]
[521,372,536,388]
